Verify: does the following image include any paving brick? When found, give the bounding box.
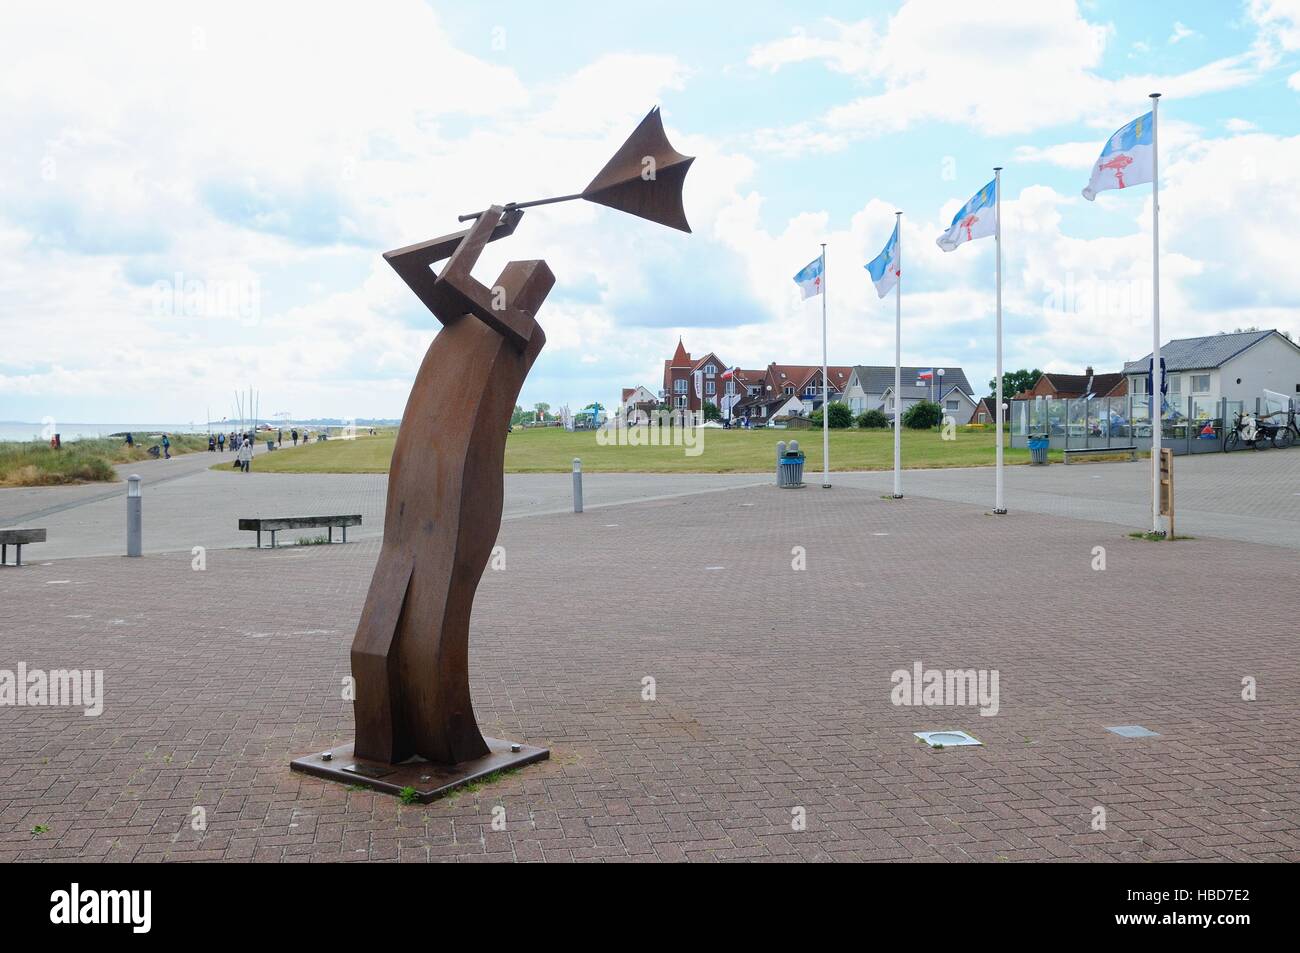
[2,478,1298,862]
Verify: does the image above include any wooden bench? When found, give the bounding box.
[1062,445,1137,464]
[238,515,361,549]
[0,528,47,566]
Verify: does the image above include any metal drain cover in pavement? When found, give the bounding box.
[915,730,981,748]
[1106,725,1159,738]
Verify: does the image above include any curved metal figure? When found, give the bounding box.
[339,107,693,772]
[351,205,552,764]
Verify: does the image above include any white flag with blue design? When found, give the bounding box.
[865,222,900,299]
[936,179,997,252]
[793,255,824,299]
[1082,112,1154,201]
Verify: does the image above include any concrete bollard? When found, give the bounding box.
[126,474,142,557]
[776,441,786,485]
[572,458,583,513]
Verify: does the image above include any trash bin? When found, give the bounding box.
[1028,433,1049,465]
[266,439,275,452]
[778,449,806,487]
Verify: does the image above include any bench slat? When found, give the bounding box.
[239,516,361,531]
[0,528,47,544]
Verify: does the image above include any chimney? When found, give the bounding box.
[1085,365,1094,377]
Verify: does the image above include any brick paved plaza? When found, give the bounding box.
[2,475,1298,862]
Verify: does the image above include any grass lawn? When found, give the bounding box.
[237,425,1071,475]
[0,433,211,487]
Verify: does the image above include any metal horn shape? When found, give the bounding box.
[580,106,695,232]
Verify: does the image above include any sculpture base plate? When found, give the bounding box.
[290,739,549,803]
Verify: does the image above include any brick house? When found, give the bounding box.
[732,363,851,426]
[662,338,737,417]
[1015,367,1128,401]
[641,339,853,426]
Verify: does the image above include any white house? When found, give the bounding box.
[1123,329,1300,410]
[619,385,657,423]
[842,365,976,420]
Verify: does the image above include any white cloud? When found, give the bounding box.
[1250,0,1300,64]
[1169,22,1197,44]
[748,18,878,74]
[747,0,1260,153]
[0,1,727,419]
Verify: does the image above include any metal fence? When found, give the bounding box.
[1009,395,1284,455]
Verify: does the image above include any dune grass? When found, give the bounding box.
[0,433,209,487]
[241,424,1056,475]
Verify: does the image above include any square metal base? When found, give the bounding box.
[290,738,549,802]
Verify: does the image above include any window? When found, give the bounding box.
[705,381,715,396]
[1191,374,1210,393]
[1168,375,1181,394]
[704,364,716,377]
[675,395,686,408]
[725,380,735,395]
[673,379,687,394]
[783,385,794,395]
[1133,376,1148,395]
[946,399,960,411]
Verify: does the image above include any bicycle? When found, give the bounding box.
[1224,411,1274,452]
[1272,406,1298,449]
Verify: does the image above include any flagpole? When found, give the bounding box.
[821,242,830,488]
[1150,92,1163,535]
[893,212,903,499]
[993,167,1006,515]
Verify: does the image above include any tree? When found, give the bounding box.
[857,409,889,429]
[533,402,551,422]
[702,400,721,422]
[1232,325,1293,343]
[988,369,1041,399]
[810,402,853,429]
[510,405,527,426]
[902,400,942,429]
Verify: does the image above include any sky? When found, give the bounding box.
[3,0,1300,425]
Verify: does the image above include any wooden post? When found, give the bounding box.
[1159,448,1174,539]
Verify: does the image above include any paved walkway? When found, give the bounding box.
[2,447,1296,560]
[0,449,767,560]
[2,483,1297,862]
[834,450,1300,551]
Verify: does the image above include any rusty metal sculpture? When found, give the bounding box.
[292,108,693,800]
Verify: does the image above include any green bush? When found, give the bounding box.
[857,409,889,429]
[810,402,853,429]
[902,400,943,429]
[703,401,721,422]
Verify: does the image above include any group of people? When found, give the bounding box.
[123,431,171,459]
[121,425,329,472]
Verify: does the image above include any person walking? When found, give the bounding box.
[277,428,283,447]
[217,432,225,452]
[291,428,298,446]
[124,432,134,448]
[237,437,252,473]
[161,433,171,459]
